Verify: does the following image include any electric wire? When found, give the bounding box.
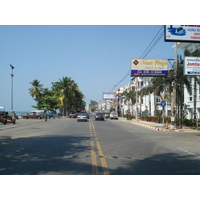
[111,25,164,91]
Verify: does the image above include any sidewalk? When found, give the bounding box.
[118,117,200,132]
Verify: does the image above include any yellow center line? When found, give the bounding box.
[90,141,98,175]
[89,119,110,175]
[96,141,110,175]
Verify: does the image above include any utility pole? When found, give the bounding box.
[194,76,197,127]
[171,43,178,129]
[10,64,14,111]
[135,77,139,121]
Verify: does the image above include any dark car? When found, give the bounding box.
[95,113,104,121]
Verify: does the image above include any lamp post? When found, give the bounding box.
[10,64,14,111]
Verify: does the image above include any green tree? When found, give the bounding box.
[53,77,81,116]
[32,88,60,112]
[122,90,136,115]
[29,79,44,99]
[29,77,85,116]
[89,100,98,112]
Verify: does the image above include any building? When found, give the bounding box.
[114,42,200,120]
[177,42,200,119]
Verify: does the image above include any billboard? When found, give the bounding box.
[130,59,168,77]
[102,92,115,100]
[184,57,200,75]
[165,25,200,43]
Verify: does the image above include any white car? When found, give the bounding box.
[110,112,118,120]
[77,113,88,122]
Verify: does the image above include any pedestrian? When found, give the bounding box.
[12,112,17,124]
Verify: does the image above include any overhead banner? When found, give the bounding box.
[165,25,200,43]
[130,59,168,77]
[184,57,200,75]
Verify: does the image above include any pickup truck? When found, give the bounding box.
[22,112,44,119]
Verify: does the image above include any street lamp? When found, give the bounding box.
[10,64,14,111]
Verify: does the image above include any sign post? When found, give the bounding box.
[160,101,166,127]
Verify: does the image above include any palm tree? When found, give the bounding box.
[29,79,44,99]
[122,90,136,115]
[53,77,78,116]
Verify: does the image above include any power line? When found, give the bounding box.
[140,26,164,58]
[111,25,164,91]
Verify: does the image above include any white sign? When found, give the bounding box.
[131,58,168,77]
[165,25,200,42]
[184,57,200,75]
[102,92,115,99]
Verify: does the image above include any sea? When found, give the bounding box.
[8,111,30,116]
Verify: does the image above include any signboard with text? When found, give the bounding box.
[130,59,168,77]
[165,25,200,43]
[184,57,200,75]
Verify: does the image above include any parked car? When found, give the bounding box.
[21,110,44,119]
[95,113,104,121]
[110,112,118,120]
[69,113,77,118]
[47,113,58,119]
[77,113,88,122]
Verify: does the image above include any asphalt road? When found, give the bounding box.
[1,117,200,175]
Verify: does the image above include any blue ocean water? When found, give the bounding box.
[8,111,30,115]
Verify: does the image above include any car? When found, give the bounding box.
[21,110,45,119]
[77,113,88,122]
[95,113,104,121]
[110,112,118,120]
[81,112,90,119]
[69,113,77,118]
[48,113,58,119]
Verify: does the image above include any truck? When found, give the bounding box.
[21,110,45,119]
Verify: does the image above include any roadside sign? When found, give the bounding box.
[160,101,166,107]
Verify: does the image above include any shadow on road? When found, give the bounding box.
[109,153,200,175]
[0,135,91,175]
[1,135,200,175]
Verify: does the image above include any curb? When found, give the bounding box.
[130,121,166,132]
[119,118,194,132]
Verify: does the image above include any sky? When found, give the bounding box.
[0,25,180,111]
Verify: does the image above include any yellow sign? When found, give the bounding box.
[58,97,63,106]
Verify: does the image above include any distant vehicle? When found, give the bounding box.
[47,113,58,119]
[77,113,88,122]
[69,113,77,118]
[81,112,90,119]
[21,110,45,119]
[95,113,104,121]
[110,112,118,120]
[0,110,12,124]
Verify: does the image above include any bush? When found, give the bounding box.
[126,114,133,120]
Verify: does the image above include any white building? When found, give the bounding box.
[177,42,200,119]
